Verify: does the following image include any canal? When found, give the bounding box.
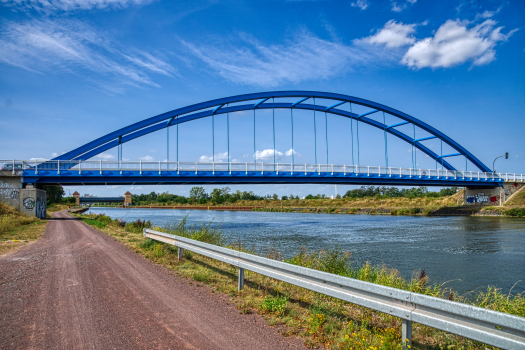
[86,207,525,295]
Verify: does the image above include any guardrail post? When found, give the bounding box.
[402,319,412,349]
[238,267,245,291]
[246,162,248,175]
[178,247,183,261]
[57,159,60,175]
[195,161,197,175]
[140,161,142,175]
[100,160,102,174]
[35,161,38,175]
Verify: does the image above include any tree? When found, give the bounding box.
[44,185,65,203]
[281,195,288,200]
[272,193,278,200]
[189,186,207,200]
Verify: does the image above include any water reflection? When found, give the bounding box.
[87,208,525,295]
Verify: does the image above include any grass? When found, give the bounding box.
[76,212,525,350]
[504,189,525,206]
[0,202,47,255]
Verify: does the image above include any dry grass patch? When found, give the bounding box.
[0,203,47,255]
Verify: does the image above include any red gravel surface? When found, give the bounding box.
[0,211,307,350]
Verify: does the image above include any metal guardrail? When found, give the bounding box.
[144,228,525,350]
[2,159,524,182]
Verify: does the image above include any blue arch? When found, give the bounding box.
[54,91,491,172]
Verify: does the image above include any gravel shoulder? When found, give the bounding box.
[0,211,306,350]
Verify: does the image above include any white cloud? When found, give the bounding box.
[199,151,229,162]
[402,19,517,69]
[130,186,143,190]
[350,0,369,10]
[391,0,416,12]
[183,32,385,87]
[365,20,417,48]
[255,149,284,161]
[1,0,153,12]
[95,153,115,159]
[51,152,58,157]
[0,19,176,92]
[285,148,300,157]
[139,155,154,161]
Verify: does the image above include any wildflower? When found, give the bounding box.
[345,334,349,339]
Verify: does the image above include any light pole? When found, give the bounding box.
[493,152,508,173]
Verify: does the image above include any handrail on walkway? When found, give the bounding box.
[2,159,524,182]
[143,228,525,350]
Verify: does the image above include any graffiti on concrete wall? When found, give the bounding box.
[23,197,35,210]
[35,197,46,219]
[466,193,490,204]
[0,183,20,201]
[9,190,19,199]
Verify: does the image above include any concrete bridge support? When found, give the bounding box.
[0,175,47,219]
[463,182,524,206]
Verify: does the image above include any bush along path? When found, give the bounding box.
[75,212,525,350]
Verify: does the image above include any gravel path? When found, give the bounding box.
[0,211,306,350]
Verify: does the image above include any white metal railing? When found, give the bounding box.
[1,160,524,182]
[143,228,525,350]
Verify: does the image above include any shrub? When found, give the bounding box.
[504,207,525,217]
[261,295,287,315]
[410,207,421,215]
[125,219,152,233]
[390,209,398,215]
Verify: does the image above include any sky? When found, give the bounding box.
[0,0,524,198]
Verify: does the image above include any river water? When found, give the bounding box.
[86,207,525,296]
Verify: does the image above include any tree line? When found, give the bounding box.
[44,184,457,207]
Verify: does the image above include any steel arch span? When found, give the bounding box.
[54,91,491,173]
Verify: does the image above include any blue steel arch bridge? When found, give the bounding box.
[7,91,524,188]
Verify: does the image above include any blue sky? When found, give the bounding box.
[0,0,524,198]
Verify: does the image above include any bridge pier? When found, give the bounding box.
[463,182,524,206]
[0,174,47,219]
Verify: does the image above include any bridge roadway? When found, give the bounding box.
[12,160,523,187]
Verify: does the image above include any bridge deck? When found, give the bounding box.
[6,161,522,187]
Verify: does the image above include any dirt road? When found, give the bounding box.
[0,211,306,350]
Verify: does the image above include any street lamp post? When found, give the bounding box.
[492,152,509,173]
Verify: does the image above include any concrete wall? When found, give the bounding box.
[0,176,47,218]
[464,182,524,205]
[0,176,22,209]
[19,188,47,219]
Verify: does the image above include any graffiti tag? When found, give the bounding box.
[35,197,46,219]
[23,197,35,210]
[9,190,19,199]
[466,193,489,204]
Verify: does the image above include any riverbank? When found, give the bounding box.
[74,211,524,349]
[104,204,524,217]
